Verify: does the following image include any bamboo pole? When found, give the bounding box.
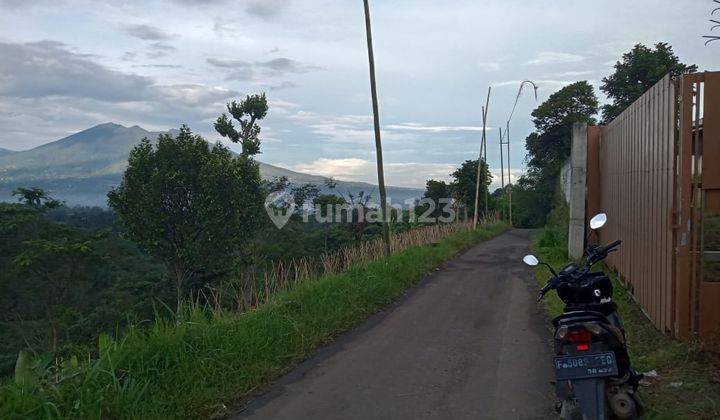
[483,113,488,215]
[473,87,491,229]
[362,0,390,256]
[506,121,512,226]
[499,127,504,189]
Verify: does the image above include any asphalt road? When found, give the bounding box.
[235,229,555,420]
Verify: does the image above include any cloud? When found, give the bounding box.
[244,0,290,19]
[146,42,178,59]
[386,123,488,133]
[291,158,460,189]
[258,57,321,73]
[547,70,596,78]
[206,56,321,80]
[477,61,501,71]
[132,64,183,69]
[0,40,153,102]
[155,84,237,107]
[525,51,584,65]
[122,23,173,41]
[206,57,251,68]
[0,40,239,149]
[269,81,298,90]
[489,168,523,191]
[493,79,575,90]
[120,51,138,61]
[294,158,370,179]
[287,111,383,144]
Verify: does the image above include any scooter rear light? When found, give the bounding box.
[565,329,593,344]
[576,343,590,351]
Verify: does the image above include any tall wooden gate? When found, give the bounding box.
[587,72,720,339]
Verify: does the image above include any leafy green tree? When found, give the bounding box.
[601,43,697,123]
[265,176,289,193]
[0,203,167,374]
[214,93,268,156]
[313,194,346,220]
[520,81,598,227]
[419,179,451,220]
[450,160,491,218]
[12,187,62,211]
[526,81,598,172]
[345,191,373,242]
[12,229,99,352]
[292,183,321,208]
[108,126,263,313]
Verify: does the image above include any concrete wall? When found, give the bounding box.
[568,123,587,259]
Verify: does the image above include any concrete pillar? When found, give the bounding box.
[568,123,587,259]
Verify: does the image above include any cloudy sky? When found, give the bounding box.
[0,0,717,190]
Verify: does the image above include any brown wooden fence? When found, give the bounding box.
[587,72,720,340]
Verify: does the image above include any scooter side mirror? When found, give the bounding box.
[589,213,607,230]
[523,254,540,266]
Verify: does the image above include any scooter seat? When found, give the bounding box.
[552,310,608,327]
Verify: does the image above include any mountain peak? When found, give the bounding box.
[0,124,423,207]
[91,122,124,129]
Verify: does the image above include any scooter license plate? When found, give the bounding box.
[554,352,618,380]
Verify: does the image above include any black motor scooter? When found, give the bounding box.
[523,213,643,419]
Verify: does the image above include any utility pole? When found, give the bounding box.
[506,121,512,227]
[483,115,488,216]
[499,127,505,189]
[503,80,537,228]
[499,125,511,225]
[473,87,491,229]
[363,0,390,256]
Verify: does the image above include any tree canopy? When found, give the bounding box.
[107,125,263,311]
[600,42,697,123]
[518,81,598,227]
[450,159,491,218]
[214,93,269,156]
[12,187,62,211]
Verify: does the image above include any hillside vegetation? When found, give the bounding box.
[0,222,507,419]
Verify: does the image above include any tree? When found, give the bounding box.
[520,81,598,227]
[291,183,321,208]
[12,228,99,352]
[265,176,289,193]
[214,93,268,156]
[345,191,373,242]
[107,126,263,313]
[12,187,62,211]
[420,179,451,220]
[450,160,491,218]
[601,43,697,123]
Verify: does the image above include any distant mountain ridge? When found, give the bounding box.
[0,123,422,207]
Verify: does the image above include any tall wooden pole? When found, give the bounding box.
[483,117,488,216]
[506,121,512,227]
[473,106,487,229]
[472,87,491,229]
[499,127,504,189]
[363,0,390,256]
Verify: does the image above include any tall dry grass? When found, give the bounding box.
[205,218,499,312]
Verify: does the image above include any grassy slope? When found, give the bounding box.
[1,223,507,419]
[533,226,720,419]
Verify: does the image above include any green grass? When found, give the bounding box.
[533,226,720,419]
[0,222,508,419]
